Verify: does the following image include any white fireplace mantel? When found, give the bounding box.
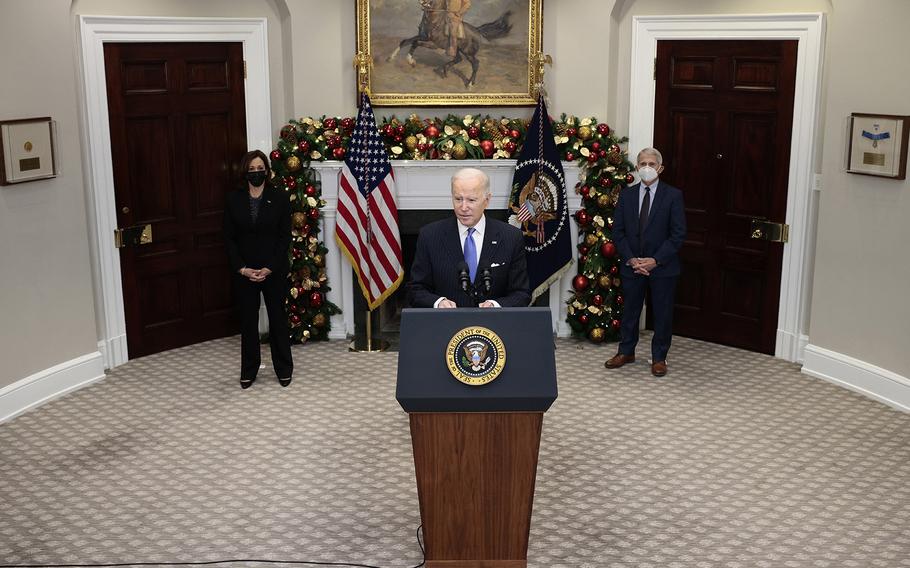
[311,159,585,338]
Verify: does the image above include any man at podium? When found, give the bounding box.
[407,168,530,308]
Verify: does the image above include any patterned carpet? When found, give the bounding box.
[0,334,908,568]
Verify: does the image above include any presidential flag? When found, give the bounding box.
[335,93,403,310]
[508,96,572,302]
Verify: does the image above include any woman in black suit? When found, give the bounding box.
[223,150,293,389]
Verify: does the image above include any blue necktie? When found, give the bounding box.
[464,227,477,282]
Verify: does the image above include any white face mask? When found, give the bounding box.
[638,166,659,184]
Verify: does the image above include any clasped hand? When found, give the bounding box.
[241,267,272,282]
[630,257,657,276]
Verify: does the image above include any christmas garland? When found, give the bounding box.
[269,113,635,344]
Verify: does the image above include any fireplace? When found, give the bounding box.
[310,160,582,340]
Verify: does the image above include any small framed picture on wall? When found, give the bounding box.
[0,117,59,185]
[846,113,909,180]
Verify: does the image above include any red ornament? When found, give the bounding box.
[616,295,624,305]
[300,224,311,235]
[280,125,295,139]
[575,210,590,226]
[566,127,577,137]
[332,147,345,159]
[578,245,589,255]
[309,291,323,308]
[286,177,297,190]
[611,319,621,330]
[565,152,575,161]
[592,294,604,306]
[382,124,394,136]
[510,129,521,140]
[578,254,587,264]
[292,249,302,259]
[326,136,340,149]
[341,117,355,131]
[587,152,599,163]
[467,126,480,139]
[610,265,619,275]
[625,173,635,183]
[395,125,406,136]
[308,208,320,220]
[270,150,282,161]
[600,242,617,258]
[503,141,517,154]
[579,314,590,325]
[323,117,338,131]
[290,314,301,325]
[289,303,298,313]
[417,143,429,153]
[394,134,404,143]
[297,140,310,153]
[480,140,495,157]
[591,142,601,151]
[580,185,590,197]
[597,123,611,136]
[572,274,589,292]
[424,125,440,139]
[599,176,612,188]
[305,185,317,196]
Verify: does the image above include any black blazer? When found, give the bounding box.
[407,216,530,308]
[613,180,687,279]
[223,185,291,274]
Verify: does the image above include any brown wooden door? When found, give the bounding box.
[652,40,797,354]
[104,42,248,358]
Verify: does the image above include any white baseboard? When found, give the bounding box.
[0,352,106,424]
[802,344,910,412]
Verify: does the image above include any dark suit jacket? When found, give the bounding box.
[223,185,291,274]
[613,180,687,279]
[407,216,531,308]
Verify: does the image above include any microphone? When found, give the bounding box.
[480,266,492,295]
[456,261,471,292]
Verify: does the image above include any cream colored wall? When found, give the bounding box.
[810,0,910,376]
[0,0,98,386]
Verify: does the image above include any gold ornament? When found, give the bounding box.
[588,327,606,342]
[312,313,327,328]
[585,233,599,247]
[313,254,325,267]
[292,212,307,228]
[578,125,593,140]
[452,143,467,159]
[405,135,418,151]
[613,278,622,287]
[286,155,302,171]
[598,275,611,288]
[597,194,611,208]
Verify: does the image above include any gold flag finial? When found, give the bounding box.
[353,52,373,97]
[531,52,553,101]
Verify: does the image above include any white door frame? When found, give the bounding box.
[628,13,826,363]
[77,16,273,369]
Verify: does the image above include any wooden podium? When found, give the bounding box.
[397,308,558,568]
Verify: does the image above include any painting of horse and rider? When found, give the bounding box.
[357,0,542,105]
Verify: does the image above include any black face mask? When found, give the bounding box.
[245,170,267,187]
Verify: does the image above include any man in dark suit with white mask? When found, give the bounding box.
[407,167,530,308]
[605,147,687,377]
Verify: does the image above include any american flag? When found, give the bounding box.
[335,93,403,310]
[516,199,536,223]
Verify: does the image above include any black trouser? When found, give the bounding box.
[618,274,678,362]
[233,273,293,380]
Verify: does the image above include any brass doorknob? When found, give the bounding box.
[121,206,130,214]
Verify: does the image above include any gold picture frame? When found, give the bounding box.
[356,0,543,106]
[0,117,58,185]
[846,113,909,180]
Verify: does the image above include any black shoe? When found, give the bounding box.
[240,377,256,389]
[278,376,292,387]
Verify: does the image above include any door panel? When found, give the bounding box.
[105,42,247,358]
[653,40,797,354]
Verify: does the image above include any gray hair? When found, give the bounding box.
[636,147,663,165]
[451,167,492,196]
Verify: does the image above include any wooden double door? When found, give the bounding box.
[652,40,798,354]
[104,42,248,358]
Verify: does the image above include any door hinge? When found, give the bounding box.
[653,57,657,81]
[243,60,247,79]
